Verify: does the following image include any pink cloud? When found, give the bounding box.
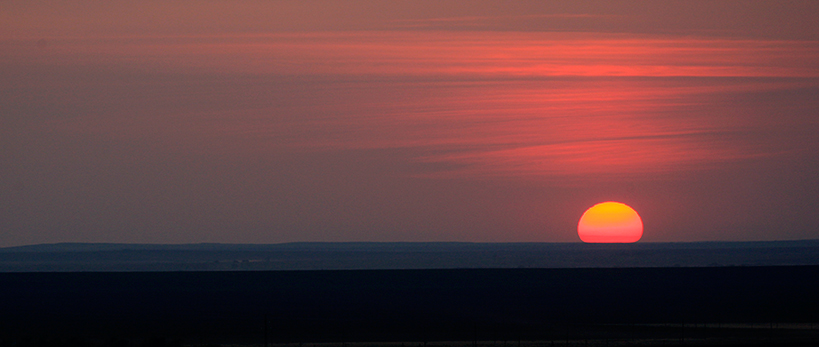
[8,32,818,77]
[12,31,818,180]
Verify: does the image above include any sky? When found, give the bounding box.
[1,1,818,246]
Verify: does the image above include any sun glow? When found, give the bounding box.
[578,202,643,243]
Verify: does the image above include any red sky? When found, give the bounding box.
[1,1,818,245]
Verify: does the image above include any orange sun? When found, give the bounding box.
[577,201,643,243]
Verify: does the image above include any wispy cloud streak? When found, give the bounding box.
[6,31,818,180]
[388,13,619,29]
[7,32,819,77]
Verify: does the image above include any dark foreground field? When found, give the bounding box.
[2,267,819,346]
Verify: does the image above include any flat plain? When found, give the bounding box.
[2,265,819,346]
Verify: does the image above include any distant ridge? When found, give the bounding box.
[2,240,819,271]
[2,240,819,252]
[0,241,485,252]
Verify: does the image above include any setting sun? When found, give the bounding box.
[578,202,643,243]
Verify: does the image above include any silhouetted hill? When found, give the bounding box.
[1,241,819,271]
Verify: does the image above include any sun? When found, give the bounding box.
[578,201,643,243]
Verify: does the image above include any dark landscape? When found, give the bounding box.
[2,243,819,346]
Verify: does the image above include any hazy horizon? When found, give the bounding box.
[5,238,819,250]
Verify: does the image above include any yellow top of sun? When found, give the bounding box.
[579,201,642,228]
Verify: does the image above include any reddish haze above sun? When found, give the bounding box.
[578,202,643,243]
